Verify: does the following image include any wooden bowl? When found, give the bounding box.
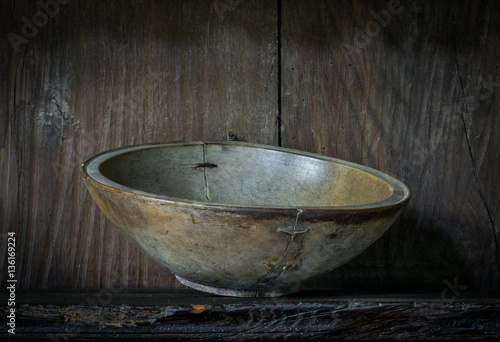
[81,141,410,297]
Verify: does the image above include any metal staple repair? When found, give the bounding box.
[195,162,218,168]
[277,209,309,240]
[277,228,310,240]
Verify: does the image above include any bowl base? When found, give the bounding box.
[175,276,298,297]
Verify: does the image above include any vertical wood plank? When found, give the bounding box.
[452,0,500,289]
[1,0,278,289]
[281,0,499,290]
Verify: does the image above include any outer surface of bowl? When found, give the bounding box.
[81,141,410,297]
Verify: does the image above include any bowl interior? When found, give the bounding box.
[92,142,401,208]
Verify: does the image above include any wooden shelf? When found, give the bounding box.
[2,289,500,340]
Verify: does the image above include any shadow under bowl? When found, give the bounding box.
[81,141,410,297]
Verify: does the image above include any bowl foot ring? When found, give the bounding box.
[175,275,295,297]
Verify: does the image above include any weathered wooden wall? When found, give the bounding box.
[1,0,499,292]
[0,0,279,289]
[282,0,500,291]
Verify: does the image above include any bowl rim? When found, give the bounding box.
[81,141,411,212]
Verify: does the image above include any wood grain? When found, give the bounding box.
[281,0,500,290]
[0,0,278,289]
[1,0,499,293]
[1,290,500,340]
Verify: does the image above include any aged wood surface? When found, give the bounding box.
[281,0,500,291]
[1,0,500,294]
[1,290,500,340]
[0,0,278,289]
